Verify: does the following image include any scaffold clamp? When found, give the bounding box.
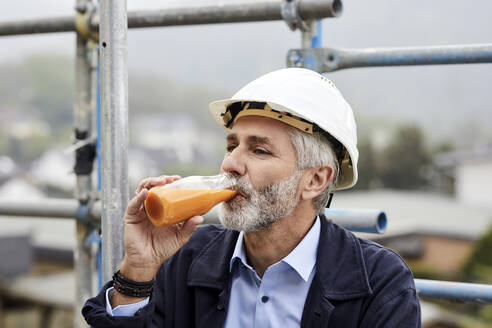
[75,2,99,41]
[281,0,311,32]
[76,201,100,229]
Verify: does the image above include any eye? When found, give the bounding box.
[253,148,270,155]
[226,145,236,153]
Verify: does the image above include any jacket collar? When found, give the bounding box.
[187,227,238,290]
[187,215,372,300]
[315,214,372,300]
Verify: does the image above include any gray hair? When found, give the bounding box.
[287,128,340,214]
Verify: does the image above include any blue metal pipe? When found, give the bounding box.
[311,19,322,48]
[324,208,387,234]
[415,279,492,304]
[287,44,492,72]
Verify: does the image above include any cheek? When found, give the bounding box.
[248,165,293,189]
[243,165,271,189]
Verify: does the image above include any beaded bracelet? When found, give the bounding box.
[112,269,155,298]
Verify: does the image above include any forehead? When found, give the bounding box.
[227,116,295,149]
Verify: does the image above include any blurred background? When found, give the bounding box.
[0,0,491,327]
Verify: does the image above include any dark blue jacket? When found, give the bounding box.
[83,216,421,327]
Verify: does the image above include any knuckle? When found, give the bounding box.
[138,179,150,187]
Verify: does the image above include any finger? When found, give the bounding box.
[169,175,181,181]
[182,215,204,233]
[127,188,148,216]
[144,175,181,189]
[135,175,181,193]
[135,177,154,193]
[137,177,166,192]
[157,175,181,185]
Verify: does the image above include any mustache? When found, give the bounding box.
[232,176,276,199]
[232,176,254,199]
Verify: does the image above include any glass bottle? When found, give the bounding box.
[144,174,237,226]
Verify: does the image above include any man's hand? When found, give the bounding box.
[112,175,203,307]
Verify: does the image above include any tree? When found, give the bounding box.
[462,225,492,284]
[379,124,430,189]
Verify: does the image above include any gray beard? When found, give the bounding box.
[218,170,302,232]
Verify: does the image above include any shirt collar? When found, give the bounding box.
[282,216,320,281]
[228,216,321,282]
[229,229,248,272]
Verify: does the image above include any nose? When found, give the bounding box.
[220,147,246,177]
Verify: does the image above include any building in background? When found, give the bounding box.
[434,146,492,210]
[335,190,492,277]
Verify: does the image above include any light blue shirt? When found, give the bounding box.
[105,217,320,325]
[105,287,149,316]
[223,217,320,328]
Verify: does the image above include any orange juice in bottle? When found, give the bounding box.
[144,174,237,227]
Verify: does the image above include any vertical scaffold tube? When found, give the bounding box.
[300,20,322,70]
[73,34,94,328]
[311,20,322,48]
[99,0,129,283]
[73,0,97,324]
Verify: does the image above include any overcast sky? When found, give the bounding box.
[1,0,491,144]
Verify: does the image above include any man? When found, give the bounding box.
[83,68,421,327]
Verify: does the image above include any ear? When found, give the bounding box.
[300,165,334,201]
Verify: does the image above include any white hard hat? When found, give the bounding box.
[209,68,358,190]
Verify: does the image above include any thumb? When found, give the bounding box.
[181,216,204,235]
[127,188,148,217]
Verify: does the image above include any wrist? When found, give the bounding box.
[110,265,154,307]
[112,269,154,302]
[119,258,159,282]
[111,287,147,307]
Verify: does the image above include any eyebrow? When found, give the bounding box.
[226,133,273,147]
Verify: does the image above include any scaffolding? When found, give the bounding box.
[0,0,491,326]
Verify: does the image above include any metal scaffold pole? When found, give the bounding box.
[73,1,98,326]
[287,44,492,72]
[73,36,94,328]
[99,0,129,283]
[415,279,492,304]
[0,0,341,36]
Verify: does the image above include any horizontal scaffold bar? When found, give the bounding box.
[0,16,75,36]
[287,44,492,72]
[0,0,341,37]
[415,279,492,304]
[0,198,100,223]
[323,208,387,234]
[0,199,384,234]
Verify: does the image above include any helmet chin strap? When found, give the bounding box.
[326,192,334,208]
